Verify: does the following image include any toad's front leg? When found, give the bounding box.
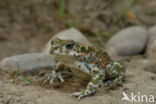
[45,61,66,83]
[73,67,105,99]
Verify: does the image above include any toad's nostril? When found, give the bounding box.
[51,41,54,45]
[54,46,59,49]
[51,46,59,51]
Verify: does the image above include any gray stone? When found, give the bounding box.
[146,26,156,59]
[0,53,55,74]
[144,60,156,74]
[42,28,92,54]
[106,26,148,56]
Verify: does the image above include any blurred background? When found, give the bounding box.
[0,1,156,104]
[0,0,155,59]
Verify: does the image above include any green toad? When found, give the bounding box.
[46,38,126,99]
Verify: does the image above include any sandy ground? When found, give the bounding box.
[0,56,156,104]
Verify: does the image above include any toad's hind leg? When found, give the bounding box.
[73,67,105,99]
[104,61,126,87]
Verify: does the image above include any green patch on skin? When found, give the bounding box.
[90,74,103,85]
[88,85,96,91]
[65,50,69,54]
[116,65,121,73]
[53,47,58,50]
[114,61,126,73]
[122,67,126,74]
[88,47,93,52]
[90,79,99,85]
[81,47,87,53]
[59,49,62,53]
[92,70,99,74]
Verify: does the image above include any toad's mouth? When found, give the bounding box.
[52,54,79,64]
[52,54,91,81]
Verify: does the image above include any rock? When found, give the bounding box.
[144,60,156,74]
[146,26,156,59]
[106,26,148,56]
[0,53,55,74]
[42,28,92,54]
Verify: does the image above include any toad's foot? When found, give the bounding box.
[72,90,95,100]
[44,70,65,84]
[72,91,85,100]
[44,62,67,84]
[72,68,104,99]
[103,76,123,87]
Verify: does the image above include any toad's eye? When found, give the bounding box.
[66,43,74,49]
